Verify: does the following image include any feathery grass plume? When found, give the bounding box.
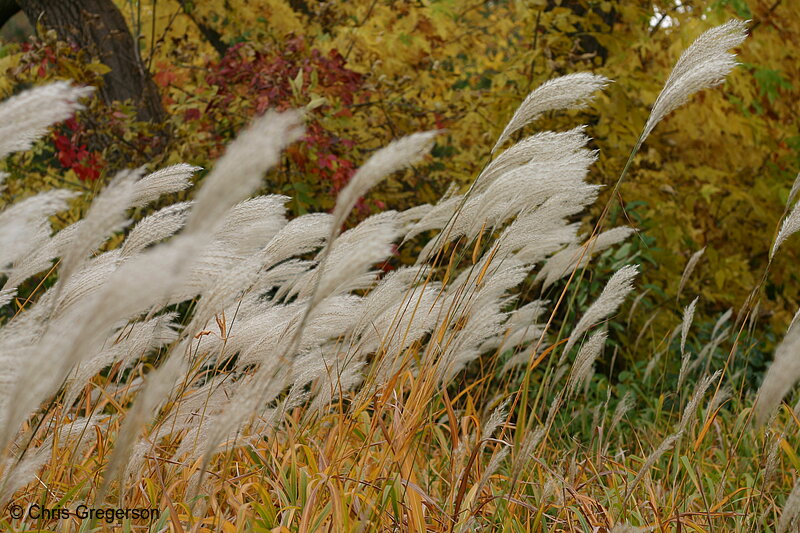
[677,353,692,390]
[708,382,732,414]
[192,365,290,482]
[562,264,639,359]
[695,325,730,374]
[0,81,94,159]
[356,285,442,382]
[679,370,721,433]
[0,189,78,269]
[0,445,52,507]
[641,20,747,143]
[183,253,272,338]
[0,289,13,308]
[677,247,705,300]
[1,219,82,289]
[471,149,600,235]
[263,212,332,265]
[680,296,699,355]
[771,201,800,260]
[712,307,733,339]
[290,130,437,366]
[131,163,200,207]
[624,431,681,502]
[536,227,633,289]
[567,330,607,396]
[304,212,400,302]
[330,130,437,242]
[120,201,192,257]
[439,301,510,383]
[471,445,509,510]
[484,300,548,356]
[3,233,201,446]
[609,391,634,436]
[481,399,509,443]
[491,73,609,153]
[214,195,289,252]
[185,110,303,235]
[760,427,782,486]
[350,264,428,333]
[627,288,651,327]
[788,171,800,206]
[510,426,545,483]
[397,202,433,230]
[778,477,800,533]
[755,321,800,425]
[402,195,461,242]
[477,126,589,192]
[57,169,141,286]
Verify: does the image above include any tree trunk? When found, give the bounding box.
[17,0,166,124]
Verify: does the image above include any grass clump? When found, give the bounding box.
[1,18,799,533]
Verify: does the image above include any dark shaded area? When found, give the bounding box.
[547,0,617,66]
[175,0,228,57]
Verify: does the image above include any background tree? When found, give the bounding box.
[1,0,164,123]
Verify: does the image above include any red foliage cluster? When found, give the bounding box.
[53,118,103,181]
[183,36,370,202]
[205,36,363,112]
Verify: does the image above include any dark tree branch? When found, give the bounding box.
[175,0,228,57]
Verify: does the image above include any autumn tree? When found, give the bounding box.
[0,0,164,123]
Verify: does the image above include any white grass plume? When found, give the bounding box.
[712,307,733,339]
[536,227,633,290]
[185,110,304,234]
[677,247,705,300]
[609,391,634,436]
[778,475,800,533]
[0,81,94,159]
[62,314,179,408]
[679,370,720,433]
[481,399,509,443]
[567,330,607,396]
[771,200,800,260]
[789,307,800,335]
[492,73,609,153]
[478,127,589,192]
[57,169,140,285]
[680,296,699,355]
[642,20,747,142]
[331,131,437,232]
[131,163,200,207]
[0,189,78,270]
[121,202,192,257]
[755,322,800,425]
[562,265,639,359]
[788,171,800,206]
[0,289,13,308]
